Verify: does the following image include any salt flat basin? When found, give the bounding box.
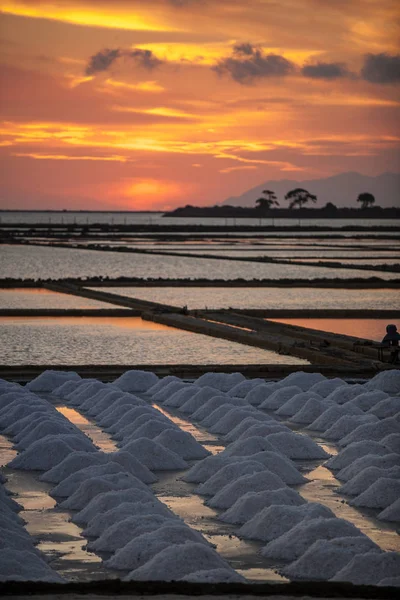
[0,316,308,366]
[0,288,123,310]
[270,318,396,343]
[91,286,400,312]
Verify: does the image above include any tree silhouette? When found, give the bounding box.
[284,188,317,209]
[255,189,279,209]
[357,192,375,209]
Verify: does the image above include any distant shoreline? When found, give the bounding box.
[165,206,400,219]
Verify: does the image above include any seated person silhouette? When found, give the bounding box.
[381,324,400,364]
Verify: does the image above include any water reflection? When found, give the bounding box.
[271,318,394,342]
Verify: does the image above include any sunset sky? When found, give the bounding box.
[0,0,399,210]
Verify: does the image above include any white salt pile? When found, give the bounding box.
[26,369,81,392]
[248,451,308,484]
[365,369,400,395]
[151,381,187,404]
[347,390,389,412]
[53,378,87,399]
[325,383,365,405]
[200,404,245,429]
[50,462,128,497]
[8,437,78,471]
[339,466,400,496]
[279,371,326,390]
[259,385,303,410]
[109,407,170,436]
[290,397,333,425]
[154,429,210,460]
[218,488,306,525]
[207,470,287,509]
[339,417,400,447]
[274,391,321,417]
[105,524,211,571]
[191,396,246,422]
[163,385,201,408]
[5,410,54,437]
[123,542,234,582]
[245,382,282,406]
[378,498,400,522]
[0,549,64,583]
[337,453,400,482]
[222,436,276,457]
[238,503,334,543]
[196,460,266,496]
[308,378,346,397]
[326,441,391,471]
[266,431,330,460]
[118,420,176,444]
[349,477,400,509]
[113,369,159,392]
[281,536,381,581]
[181,569,246,583]
[146,375,182,396]
[227,378,265,397]
[195,371,245,392]
[369,397,400,419]
[59,473,145,510]
[39,451,108,483]
[182,454,245,483]
[261,517,366,562]
[121,438,188,470]
[65,381,106,406]
[226,421,288,443]
[14,420,80,450]
[107,451,158,483]
[72,488,157,526]
[208,408,260,434]
[330,551,400,585]
[83,389,128,415]
[323,415,378,441]
[381,433,400,454]
[179,386,223,414]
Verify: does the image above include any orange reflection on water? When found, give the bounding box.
[270,318,394,343]
[1,315,178,331]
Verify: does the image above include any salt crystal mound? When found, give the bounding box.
[163,385,202,408]
[182,454,244,484]
[0,491,22,513]
[179,387,226,414]
[65,381,106,406]
[112,407,166,438]
[196,460,267,496]
[5,411,59,438]
[191,396,245,422]
[323,415,379,441]
[0,403,49,429]
[123,542,231,581]
[8,437,76,471]
[145,375,182,396]
[279,371,326,391]
[237,503,334,543]
[106,524,211,572]
[338,417,400,447]
[245,382,283,406]
[180,568,246,583]
[98,401,149,429]
[308,378,347,398]
[259,386,303,410]
[365,369,400,395]
[59,473,147,510]
[36,433,96,453]
[0,549,64,583]
[222,436,277,457]
[378,498,400,522]
[224,419,286,444]
[72,488,155,525]
[113,369,159,392]
[88,513,178,552]
[337,453,400,482]
[281,537,381,582]
[266,431,330,460]
[227,378,266,398]
[275,391,322,418]
[381,433,400,454]
[82,498,173,537]
[247,451,308,484]
[347,390,389,412]
[114,415,169,444]
[194,371,245,392]
[369,397,400,419]
[330,551,400,585]
[53,378,85,398]
[218,488,306,525]
[208,408,261,435]
[261,517,366,562]
[107,410,169,436]
[26,369,81,392]
[154,429,210,460]
[349,477,400,509]
[118,420,176,445]
[206,470,287,509]
[107,451,157,483]
[0,529,43,557]
[378,577,400,587]
[339,466,400,496]
[199,404,245,429]
[14,420,81,450]
[84,389,127,416]
[0,512,27,534]
[40,451,108,483]
[325,383,366,405]
[151,381,187,404]
[326,441,391,471]
[290,397,334,425]
[50,462,129,497]
[121,438,188,470]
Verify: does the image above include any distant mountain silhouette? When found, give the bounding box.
[223,172,400,208]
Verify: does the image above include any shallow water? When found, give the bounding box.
[0,288,121,310]
[270,318,396,343]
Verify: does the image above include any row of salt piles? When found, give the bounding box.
[21,369,243,583]
[146,369,400,586]
[0,378,65,583]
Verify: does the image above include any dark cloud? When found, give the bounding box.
[361,53,400,84]
[213,43,295,84]
[85,47,163,76]
[85,48,120,75]
[301,61,350,79]
[129,48,163,70]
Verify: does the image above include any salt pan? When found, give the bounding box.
[349,477,400,509]
[330,551,400,585]
[218,488,306,525]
